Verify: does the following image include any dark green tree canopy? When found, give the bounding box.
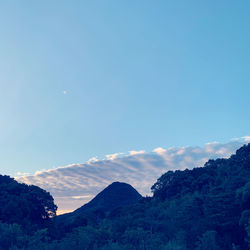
[151,143,250,201]
[0,175,57,228]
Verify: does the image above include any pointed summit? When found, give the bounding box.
[75,182,142,214]
[55,182,142,231]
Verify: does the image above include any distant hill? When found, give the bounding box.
[55,182,142,232]
[74,181,142,214]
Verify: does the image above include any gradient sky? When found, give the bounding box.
[0,1,250,176]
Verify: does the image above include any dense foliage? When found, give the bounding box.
[0,144,250,249]
[0,175,57,230]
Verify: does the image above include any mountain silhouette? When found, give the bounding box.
[74,181,142,214]
[55,182,142,231]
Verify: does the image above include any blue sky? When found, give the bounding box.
[0,1,250,176]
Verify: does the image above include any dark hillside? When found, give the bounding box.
[75,181,142,214]
[55,182,142,234]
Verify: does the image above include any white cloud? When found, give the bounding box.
[243,136,250,142]
[129,150,145,155]
[87,157,99,163]
[72,195,93,200]
[16,172,30,176]
[105,152,124,160]
[16,137,249,214]
[153,147,166,154]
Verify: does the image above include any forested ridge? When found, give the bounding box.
[0,144,250,249]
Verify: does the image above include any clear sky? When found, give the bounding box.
[0,1,249,176]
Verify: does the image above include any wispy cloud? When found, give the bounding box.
[105,152,124,160]
[153,147,166,154]
[87,157,99,163]
[129,150,145,155]
[16,137,249,214]
[16,172,30,176]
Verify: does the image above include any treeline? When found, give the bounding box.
[0,144,250,249]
